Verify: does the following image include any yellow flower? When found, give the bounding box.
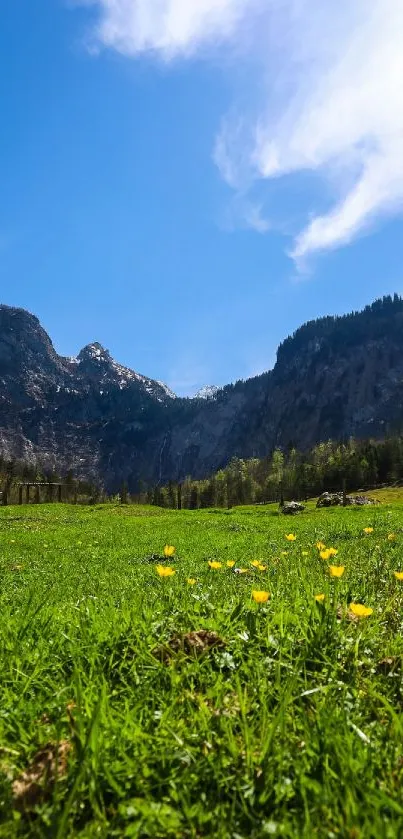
[226,560,235,568]
[329,565,345,578]
[320,549,331,561]
[301,551,309,557]
[281,551,288,556]
[163,545,176,557]
[208,561,222,569]
[316,541,326,551]
[328,547,338,557]
[236,568,249,574]
[388,533,397,541]
[393,571,403,581]
[363,527,374,535]
[315,594,325,602]
[156,565,175,577]
[257,564,267,571]
[285,533,297,541]
[252,590,270,603]
[187,578,197,585]
[349,602,373,618]
[251,560,261,567]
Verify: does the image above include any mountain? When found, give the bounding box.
[0,306,174,486]
[1,295,403,491]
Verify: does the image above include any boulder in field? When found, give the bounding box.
[316,492,344,507]
[282,501,305,514]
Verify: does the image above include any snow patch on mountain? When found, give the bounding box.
[156,381,177,400]
[194,385,220,400]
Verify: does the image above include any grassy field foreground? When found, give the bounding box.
[0,498,403,838]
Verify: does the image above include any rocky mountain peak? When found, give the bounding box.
[77,342,112,365]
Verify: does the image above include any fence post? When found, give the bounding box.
[26,485,30,504]
[58,485,62,503]
[19,486,23,505]
[35,486,40,504]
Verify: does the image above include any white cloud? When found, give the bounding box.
[252,0,403,263]
[86,0,252,57]
[80,0,403,263]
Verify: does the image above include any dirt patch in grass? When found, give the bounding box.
[12,740,71,811]
[153,630,226,663]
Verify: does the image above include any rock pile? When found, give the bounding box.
[316,492,377,508]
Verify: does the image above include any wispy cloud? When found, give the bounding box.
[78,0,403,264]
[242,202,270,234]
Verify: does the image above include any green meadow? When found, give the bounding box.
[0,496,403,838]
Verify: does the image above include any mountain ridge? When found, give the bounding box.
[1,295,403,491]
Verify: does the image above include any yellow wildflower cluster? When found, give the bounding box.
[153,538,401,632]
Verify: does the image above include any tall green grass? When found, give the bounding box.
[0,500,402,837]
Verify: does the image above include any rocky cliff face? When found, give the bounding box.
[1,296,403,490]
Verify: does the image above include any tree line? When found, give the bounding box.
[3,433,403,508]
[142,435,403,509]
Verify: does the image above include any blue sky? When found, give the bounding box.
[1,0,403,395]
